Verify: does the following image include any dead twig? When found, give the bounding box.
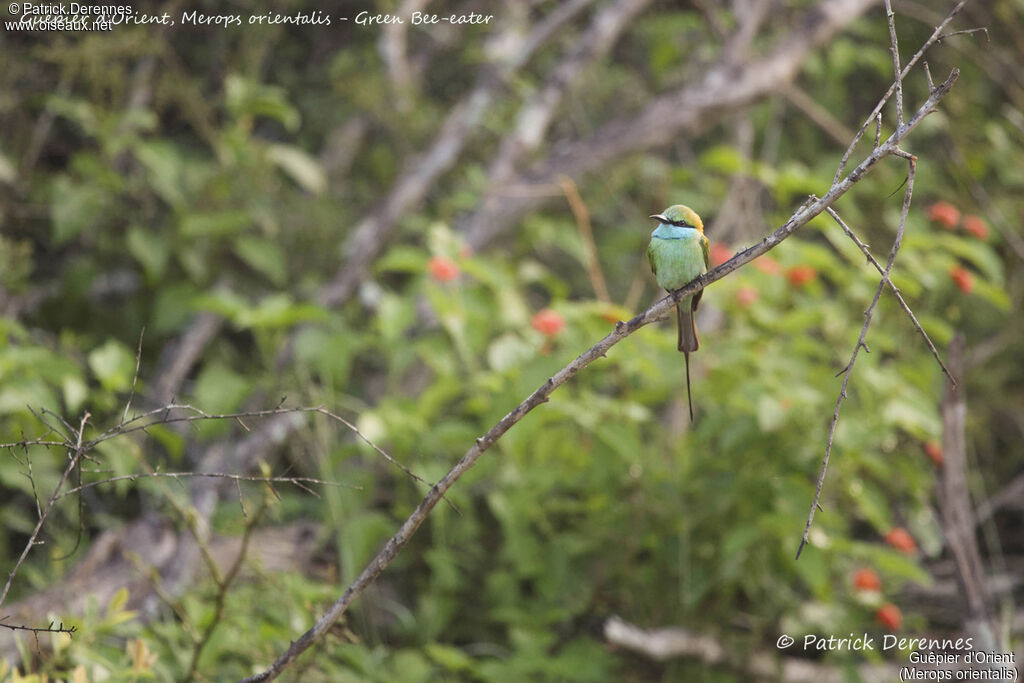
[824,206,954,382]
[559,175,611,303]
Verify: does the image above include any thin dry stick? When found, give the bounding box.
[313,407,459,512]
[794,0,958,558]
[0,403,412,611]
[885,0,905,127]
[937,27,988,41]
[57,472,355,500]
[238,66,961,683]
[126,551,201,643]
[121,327,145,424]
[832,0,967,185]
[796,149,916,560]
[0,617,76,640]
[824,206,953,382]
[559,175,612,303]
[782,83,856,145]
[80,403,434,494]
[186,494,269,680]
[0,412,91,607]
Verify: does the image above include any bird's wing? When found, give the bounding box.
[692,233,711,312]
[647,240,657,276]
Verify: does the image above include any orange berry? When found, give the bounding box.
[923,441,943,467]
[735,286,758,307]
[428,256,459,283]
[710,242,733,267]
[786,265,817,288]
[927,201,960,229]
[853,568,882,592]
[531,309,565,337]
[885,527,917,554]
[962,215,989,240]
[949,266,974,294]
[875,603,902,631]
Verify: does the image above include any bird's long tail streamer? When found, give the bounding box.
[684,351,693,421]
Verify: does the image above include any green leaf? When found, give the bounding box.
[193,362,249,414]
[234,236,288,286]
[107,587,130,617]
[969,277,1011,310]
[127,226,169,281]
[180,209,252,238]
[699,145,745,175]
[757,394,787,432]
[51,175,110,243]
[267,143,326,195]
[194,291,326,329]
[224,74,300,131]
[0,151,16,185]
[377,245,430,274]
[62,374,88,414]
[135,140,187,206]
[935,234,1004,284]
[0,378,59,416]
[87,339,135,391]
[242,294,327,329]
[486,333,534,371]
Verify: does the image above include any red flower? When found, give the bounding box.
[962,215,989,240]
[710,242,733,267]
[928,201,960,229]
[754,255,782,275]
[735,286,758,307]
[853,568,882,592]
[949,266,973,294]
[531,309,565,337]
[875,603,902,631]
[428,256,459,283]
[786,265,817,288]
[923,441,943,467]
[885,527,917,554]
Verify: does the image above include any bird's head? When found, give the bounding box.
[650,204,704,232]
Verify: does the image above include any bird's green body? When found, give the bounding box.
[647,204,710,420]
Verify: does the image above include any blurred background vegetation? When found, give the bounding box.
[0,0,1021,680]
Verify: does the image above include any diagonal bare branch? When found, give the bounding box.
[796,147,918,560]
[825,206,953,382]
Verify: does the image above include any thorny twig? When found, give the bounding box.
[824,206,953,381]
[0,616,77,646]
[57,471,356,500]
[0,412,91,607]
[0,402,416,615]
[796,149,917,560]
[832,0,967,185]
[796,0,965,559]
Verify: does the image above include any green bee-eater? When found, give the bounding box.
[647,204,710,420]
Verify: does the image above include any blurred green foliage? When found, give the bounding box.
[1,1,1020,680]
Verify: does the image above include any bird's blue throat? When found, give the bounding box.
[652,224,701,240]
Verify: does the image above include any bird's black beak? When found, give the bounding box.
[650,214,668,222]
